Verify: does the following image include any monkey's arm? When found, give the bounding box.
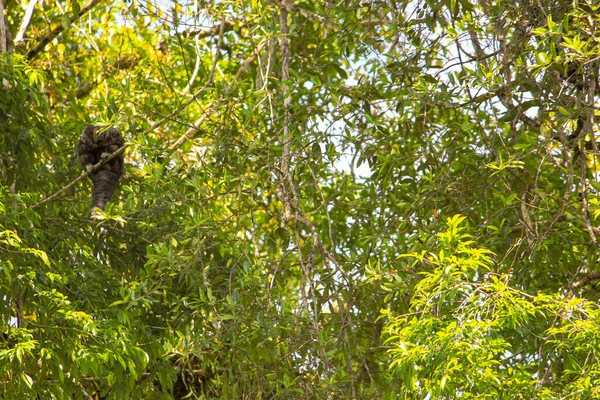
[98,128,125,175]
[101,128,125,155]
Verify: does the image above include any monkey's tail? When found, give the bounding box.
[91,170,121,211]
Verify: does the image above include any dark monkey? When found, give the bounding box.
[77,125,124,212]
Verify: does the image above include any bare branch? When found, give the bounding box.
[14,0,38,45]
[159,20,241,52]
[278,3,292,184]
[576,74,599,251]
[235,41,267,80]
[167,105,216,152]
[571,271,600,289]
[189,20,235,39]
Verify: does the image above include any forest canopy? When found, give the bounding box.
[1,0,600,398]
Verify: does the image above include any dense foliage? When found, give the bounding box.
[2,0,600,398]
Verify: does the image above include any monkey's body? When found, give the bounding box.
[77,125,124,211]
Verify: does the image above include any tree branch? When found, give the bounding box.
[158,20,241,51]
[14,0,38,45]
[235,40,267,80]
[36,140,127,207]
[278,2,292,192]
[27,0,102,60]
[571,271,600,289]
[189,20,235,39]
[167,104,216,152]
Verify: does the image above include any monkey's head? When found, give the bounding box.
[83,125,101,143]
[87,125,113,144]
[83,124,98,140]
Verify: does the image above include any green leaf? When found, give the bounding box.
[61,15,72,29]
